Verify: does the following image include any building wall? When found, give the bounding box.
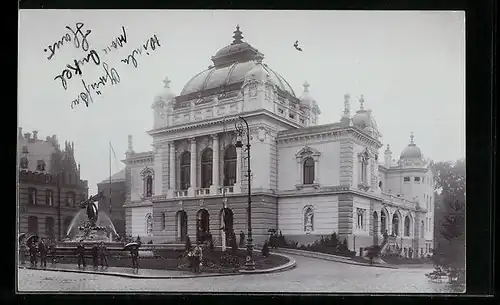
[97,180,126,237]
[278,194,338,246]
[277,141,340,191]
[129,205,153,238]
[18,171,86,240]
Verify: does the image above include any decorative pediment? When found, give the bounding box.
[295,146,321,159]
[140,167,154,179]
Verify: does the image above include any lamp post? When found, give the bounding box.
[234,116,255,271]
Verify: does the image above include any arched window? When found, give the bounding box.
[224,145,237,186]
[303,157,315,184]
[180,151,191,190]
[66,192,76,207]
[357,208,365,230]
[201,149,213,188]
[145,176,153,197]
[45,189,53,206]
[359,150,369,184]
[28,216,38,235]
[420,220,425,238]
[45,217,55,238]
[381,211,387,234]
[146,214,153,236]
[392,212,399,236]
[404,216,410,236]
[303,206,314,232]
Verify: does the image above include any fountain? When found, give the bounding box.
[56,192,125,257]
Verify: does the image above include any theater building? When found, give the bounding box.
[123,26,435,257]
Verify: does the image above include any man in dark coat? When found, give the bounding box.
[239,231,245,248]
[76,242,86,268]
[130,246,139,269]
[98,241,109,268]
[91,244,99,267]
[38,238,47,267]
[19,241,27,265]
[29,241,37,267]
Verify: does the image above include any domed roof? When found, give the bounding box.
[179,25,296,97]
[401,133,423,159]
[352,96,378,130]
[245,54,269,82]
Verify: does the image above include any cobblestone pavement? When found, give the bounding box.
[17,255,461,293]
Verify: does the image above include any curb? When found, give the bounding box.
[275,248,398,269]
[240,253,296,274]
[19,266,242,279]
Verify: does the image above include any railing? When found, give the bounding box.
[381,193,417,210]
[195,188,210,196]
[218,186,234,195]
[175,190,188,197]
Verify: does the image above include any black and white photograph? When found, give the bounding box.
[17,10,466,293]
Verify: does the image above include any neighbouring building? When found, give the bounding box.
[17,128,89,241]
[122,25,435,257]
[97,169,126,238]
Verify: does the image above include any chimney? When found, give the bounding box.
[127,135,134,152]
[24,132,31,139]
[33,130,38,140]
[384,144,392,168]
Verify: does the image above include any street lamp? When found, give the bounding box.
[234,115,255,271]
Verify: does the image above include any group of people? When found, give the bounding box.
[187,241,204,273]
[76,241,109,268]
[19,237,54,268]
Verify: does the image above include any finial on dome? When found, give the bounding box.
[232,24,244,45]
[303,81,310,93]
[254,53,264,64]
[410,132,415,145]
[162,76,171,89]
[359,95,365,110]
[385,144,391,152]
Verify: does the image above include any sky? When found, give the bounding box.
[18,10,465,195]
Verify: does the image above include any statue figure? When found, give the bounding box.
[77,192,104,227]
[304,208,313,232]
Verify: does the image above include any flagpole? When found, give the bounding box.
[109,142,112,219]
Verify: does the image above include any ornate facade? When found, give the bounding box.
[123,26,435,257]
[17,128,89,240]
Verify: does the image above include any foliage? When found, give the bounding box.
[430,159,465,284]
[278,232,355,257]
[364,245,382,265]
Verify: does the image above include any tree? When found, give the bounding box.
[430,159,465,284]
[364,245,382,265]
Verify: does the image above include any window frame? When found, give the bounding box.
[302,157,315,185]
[179,151,191,190]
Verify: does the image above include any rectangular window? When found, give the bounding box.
[161,212,166,230]
[45,190,53,206]
[422,177,425,183]
[289,114,295,119]
[403,176,410,182]
[28,188,37,205]
[356,208,365,230]
[414,177,421,182]
[278,108,284,115]
[300,119,305,124]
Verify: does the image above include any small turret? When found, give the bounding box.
[384,144,392,168]
[340,93,351,125]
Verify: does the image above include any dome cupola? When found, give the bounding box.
[351,95,380,138]
[400,132,423,160]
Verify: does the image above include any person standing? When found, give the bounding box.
[98,241,109,268]
[76,242,86,268]
[38,238,47,268]
[192,242,203,274]
[91,244,99,267]
[239,231,245,248]
[130,246,139,269]
[29,241,37,267]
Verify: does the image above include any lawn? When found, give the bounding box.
[53,248,289,273]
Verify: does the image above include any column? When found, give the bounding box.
[168,141,176,197]
[235,143,242,193]
[314,158,320,184]
[188,138,197,197]
[211,134,219,195]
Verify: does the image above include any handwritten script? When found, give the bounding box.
[44,23,161,109]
